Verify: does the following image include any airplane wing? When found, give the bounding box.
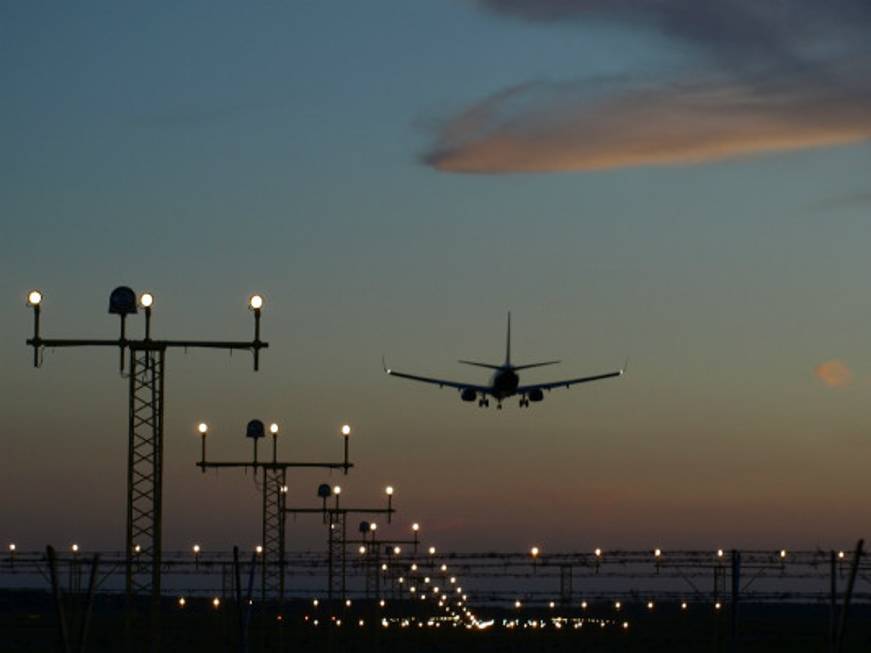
[516,368,623,393]
[383,359,491,392]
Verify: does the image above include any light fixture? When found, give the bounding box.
[27,290,43,306]
[270,423,279,434]
[139,292,154,308]
[385,485,394,496]
[249,294,264,310]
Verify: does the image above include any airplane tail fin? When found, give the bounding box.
[505,311,511,366]
[512,361,561,371]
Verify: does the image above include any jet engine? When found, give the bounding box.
[460,388,477,402]
[528,388,544,402]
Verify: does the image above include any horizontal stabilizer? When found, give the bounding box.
[458,360,503,370]
[512,360,561,371]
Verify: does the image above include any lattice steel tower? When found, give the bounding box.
[197,420,353,600]
[25,287,268,626]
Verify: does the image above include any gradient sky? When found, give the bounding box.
[2,2,870,555]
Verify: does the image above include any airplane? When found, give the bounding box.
[383,313,625,409]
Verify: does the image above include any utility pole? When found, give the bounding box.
[196,420,353,600]
[25,287,268,646]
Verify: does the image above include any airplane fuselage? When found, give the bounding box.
[490,367,519,399]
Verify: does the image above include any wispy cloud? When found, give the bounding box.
[424,1,871,173]
[815,359,853,388]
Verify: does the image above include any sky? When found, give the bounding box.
[1,1,870,556]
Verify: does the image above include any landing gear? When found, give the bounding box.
[478,398,490,408]
[496,402,503,410]
[519,398,529,408]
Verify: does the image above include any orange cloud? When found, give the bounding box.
[815,360,853,388]
[423,75,871,173]
[425,1,871,173]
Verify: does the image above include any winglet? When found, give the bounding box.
[382,355,392,375]
[620,357,630,375]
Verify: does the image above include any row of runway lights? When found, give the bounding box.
[530,546,803,560]
[12,544,854,560]
[173,596,724,616]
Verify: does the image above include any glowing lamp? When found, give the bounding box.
[249,294,264,310]
[27,290,43,306]
[139,292,154,308]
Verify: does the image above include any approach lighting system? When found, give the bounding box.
[23,286,270,632]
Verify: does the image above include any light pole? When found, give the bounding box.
[196,419,353,600]
[24,287,268,642]
[285,484,396,602]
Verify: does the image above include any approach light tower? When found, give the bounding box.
[285,483,396,601]
[196,420,353,600]
[24,287,268,611]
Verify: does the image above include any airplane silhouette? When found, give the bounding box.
[384,313,624,409]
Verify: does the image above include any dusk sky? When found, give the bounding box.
[2,2,870,555]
